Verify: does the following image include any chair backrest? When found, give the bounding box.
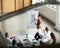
[34,32,41,41]
[0,31,8,48]
[50,32,56,44]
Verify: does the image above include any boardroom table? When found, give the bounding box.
[17,35,41,47]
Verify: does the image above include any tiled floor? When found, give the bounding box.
[28,17,60,44]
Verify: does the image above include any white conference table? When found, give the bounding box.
[17,35,41,47]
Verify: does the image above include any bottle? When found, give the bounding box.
[26,34,28,38]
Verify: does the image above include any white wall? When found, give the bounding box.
[55,5,60,31]
[0,13,27,37]
[38,5,56,24]
[56,0,60,2]
[0,21,6,36]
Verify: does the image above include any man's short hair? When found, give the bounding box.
[5,32,8,38]
[45,27,49,31]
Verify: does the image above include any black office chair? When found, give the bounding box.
[34,32,41,41]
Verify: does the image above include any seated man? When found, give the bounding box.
[5,32,14,46]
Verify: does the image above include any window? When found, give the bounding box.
[32,0,45,5]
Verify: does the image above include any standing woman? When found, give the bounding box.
[35,13,42,32]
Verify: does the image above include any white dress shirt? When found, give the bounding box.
[38,30,53,44]
[42,31,53,44]
[5,37,12,46]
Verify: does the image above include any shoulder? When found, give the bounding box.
[48,31,51,34]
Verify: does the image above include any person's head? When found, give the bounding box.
[45,27,49,32]
[12,39,16,46]
[38,13,41,19]
[5,32,9,38]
